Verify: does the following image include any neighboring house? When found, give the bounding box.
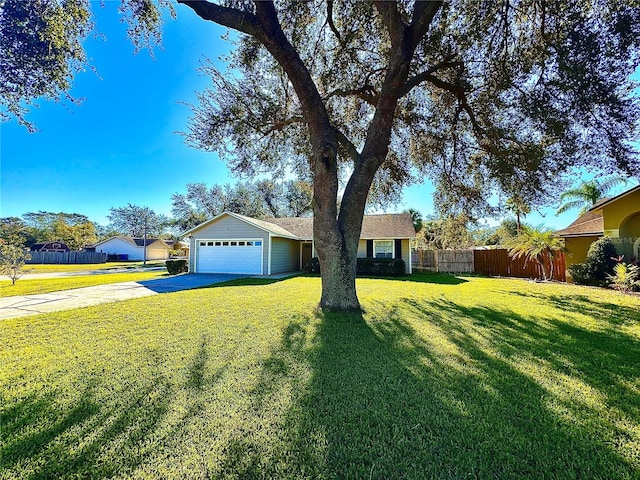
[182,212,416,275]
[167,240,190,258]
[555,184,640,279]
[30,241,70,252]
[91,236,173,261]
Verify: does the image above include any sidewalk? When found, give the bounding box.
[0,273,246,320]
[0,282,157,320]
[0,272,299,320]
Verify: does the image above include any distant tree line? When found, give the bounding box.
[0,179,313,249]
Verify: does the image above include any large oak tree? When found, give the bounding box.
[2,0,639,310]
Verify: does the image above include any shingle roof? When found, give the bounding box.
[555,210,604,237]
[183,211,416,240]
[92,236,168,248]
[267,213,416,239]
[266,217,314,239]
[555,184,640,237]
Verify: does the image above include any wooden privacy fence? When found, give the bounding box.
[412,249,475,273]
[473,249,566,282]
[412,248,566,281]
[27,251,108,264]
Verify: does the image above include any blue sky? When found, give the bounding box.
[0,2,632,230]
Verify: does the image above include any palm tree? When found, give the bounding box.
[556,176,627,215]
[508,226,565,280]
[505,196,531,233]
[404,208,423,233]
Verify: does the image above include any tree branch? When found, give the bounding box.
[409,1,443,48]
[326,1,343,44]
[400,57,463,96]
[373,1,407,46]
[334,128,360,163]
[176,0,260,35]
[421,73,487,137]
[325,85,379,106]
[263,116,305,135]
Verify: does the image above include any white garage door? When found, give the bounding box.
[196,239,263,274]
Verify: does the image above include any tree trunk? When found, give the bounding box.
[310,136,362,311]
[538,256,549,281]
[315,232,360,311]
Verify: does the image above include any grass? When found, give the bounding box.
[0,271,168,297]
[1,273,639,479]
[25,261,166,273]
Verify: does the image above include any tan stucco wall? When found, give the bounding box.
[601,189,640,231]
[564,236,599,282]
[598,189,640,260]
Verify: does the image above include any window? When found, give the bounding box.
[246,241,253,246]
[199,241,206,247]
[215,241,221,246]
[222,241,229,246]
[238,241,245,246]
[255,241,262,246]
[230,241,237,246]
[374,240,393,258]
[207,241,214,246]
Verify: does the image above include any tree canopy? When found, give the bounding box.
[107,204,169,238]
[171,179,313,232]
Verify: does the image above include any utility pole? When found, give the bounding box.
[143,214,148,267]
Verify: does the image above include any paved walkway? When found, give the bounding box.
[0,273,251,320]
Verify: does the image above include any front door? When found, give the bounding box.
[301,242,312,271]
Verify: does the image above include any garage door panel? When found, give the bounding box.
[197,240,263,274]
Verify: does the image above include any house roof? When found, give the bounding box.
[554,210,604,237]
[92,236,170,248]
[587,184,640,212]
[268,214,416,239]
[555,184,640,238]
[183,212,416,240]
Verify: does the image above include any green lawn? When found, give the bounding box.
[0,271,168,297]
[25,261,166,273]
[1,274,639,479]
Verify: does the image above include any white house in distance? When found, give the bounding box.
[91,237,179,261]
[182,212,416,275]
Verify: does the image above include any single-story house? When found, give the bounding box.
[91,236,175,261]
[182,212,416,275]
[30,241,70,252]
[555,184,640,279]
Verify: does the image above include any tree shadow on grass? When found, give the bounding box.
[231,297,639,478]
[1,361,174,479]
[358,271,469,285]
[205,276,293,288]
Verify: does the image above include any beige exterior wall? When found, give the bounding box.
[356,238,412,273]
[271,237,300,274]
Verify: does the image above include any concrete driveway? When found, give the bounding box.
[0,273,247,320]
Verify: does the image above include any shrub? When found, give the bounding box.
[308,257,320,274]
[166,259,188,275]
[567,262,590,285]
[608,262,640,292]
[357,258,406,276]
[308,257,406,276]
[570,237,618,286]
